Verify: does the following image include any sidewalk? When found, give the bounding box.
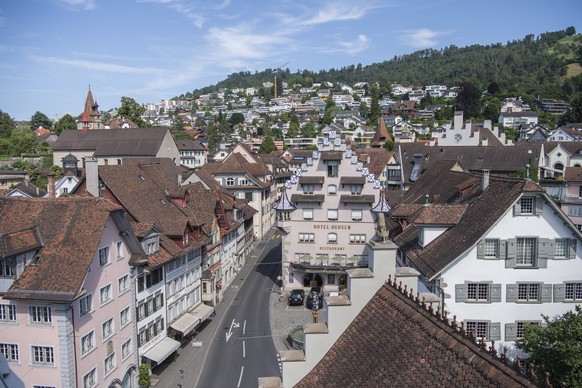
[151,234,274,388]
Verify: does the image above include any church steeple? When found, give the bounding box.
[77,85,102,130]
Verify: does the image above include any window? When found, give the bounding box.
[565,282,582,301]
[351,209,362,221]
[0,304,16,322]
[464,321,488,339]
[303,184,314,194]
[467,283,489,301]
[303,208,313,220]
[81,331,95,355]
[328,184,337,195]
[79,294,92,316]
[328,209,338,220]
[138,328,147,347]
[328,232,338,243]
[515,196,543,216]
[245,192,253,201]
[0,343,19,362]
[83,367,97,388]
[102,318,114,341]
[122,339,132,360]
[98,246,110,266]
[555,239,567,258]
[299,233,315,243]
[516,238,535,266]
[116,241,123,259]
[327,162,338,177]
[518,283,540,302]
[118,275,129,295]
[104,352,116,376]
[137,302,146,321]
[226,177,234,186]
[506,321,540,341]
[100,284,112,305]
[516,322,538,339]
[29,306,52,324]
[31,346,54,366]
[349,234,366,244]
[0,260,14,277]
[120,306,131,327]
[350,185,362,195]
[483,239,498,258]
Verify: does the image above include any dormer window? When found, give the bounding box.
[226,177,235,186]
[515,196,543,216]
[143,234,160,254]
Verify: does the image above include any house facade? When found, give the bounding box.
[274,129,384,291]
[0,197,145,387]
[390,162,582,352]
[175,140,207,169]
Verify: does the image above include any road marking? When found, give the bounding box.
[237,366,244,388]
[243,320,247,335]
[225,319,240,342]
[242,340,246,358]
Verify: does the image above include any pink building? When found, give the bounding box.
[0,197,145,387]
[560,167,582,231]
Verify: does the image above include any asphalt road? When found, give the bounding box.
[196,237,282,388]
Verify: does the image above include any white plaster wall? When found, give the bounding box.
[440,198,582,351]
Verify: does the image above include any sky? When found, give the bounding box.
[0,0,581,121]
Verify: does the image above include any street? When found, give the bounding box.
[195,236,282,388]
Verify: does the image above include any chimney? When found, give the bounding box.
[85,157,100,197]
[177,173,182,187]
[482,169,490,192]
[47,174,56,198]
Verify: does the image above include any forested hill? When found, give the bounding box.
[181,28,582,100]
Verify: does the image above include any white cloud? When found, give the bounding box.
[137,0,232,28]
[205,24,285,61]
[56,0,95,11]
[400,28,442,48]
[33,56,164,75]
[322,34,370,55]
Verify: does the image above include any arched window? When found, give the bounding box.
[226,177,235,186]
[554,163,564,178]
[328,233,337,243]
[327,184,337,195]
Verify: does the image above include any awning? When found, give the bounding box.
[142,337,180,365]
[170,313,200,335]
[191,303,215,323]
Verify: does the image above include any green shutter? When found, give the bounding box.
[535,196,544,215]
[499,240,507,260]
[476,239,485,260]
[569,239,577,259]
[541,284,552,303]
[455,284,468,302]
[490,283,501,302]
[489,322,501,341]
[506,284,518,302]
[505,322,518,341]
[514,200,522,216]
[506,238,516,268]
[553,283,565,302]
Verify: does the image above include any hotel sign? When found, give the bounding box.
[313,224,351,230]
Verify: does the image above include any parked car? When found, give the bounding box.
[306,287,323,310]
[288,289,305,306]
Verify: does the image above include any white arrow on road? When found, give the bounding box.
[225,319,240,342]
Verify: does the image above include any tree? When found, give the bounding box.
[456,81,482,119]
[517,306,582,387]
[117,96,146,127]
[30,111,53,131]
[228,112,245,126]
[300,121,318,138]
[138,363,151,387]
[487,82,501,95]
[0,110,16,138]
[259,135,276,154]
[559,93,582,125]
[54,114,77,135]
[9,126,35,156]
[369,84,381,127]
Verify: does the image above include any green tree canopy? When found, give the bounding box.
[455,81,482,119]
[228,112,245,126]
[259,134,276,154]
[117,97,146,127]
[0,110,16,138]
[516,306,582,387]
[30,111,53,131]
[54,114,77,135]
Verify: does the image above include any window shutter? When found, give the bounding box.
[569,239,577,259]
[535,197,544,215]
[553,283,565,302]
[505,323,518,341]
[541,284,552,303]
[489,322,501,341]
[537,238,550,268]
[455,284,468,303]
[499,240,507,260]
[514,201,522,216]
[490,284,502,302]
[545,239,556,260]
[476,240,485,260]
[506,284,518,302]
[506,238,516,268]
